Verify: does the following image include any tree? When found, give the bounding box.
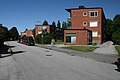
[43,33,52,44]
[35,33,52,44]
[51,21,56,39]
[106,19,114,41]
[2,27,9,40]
[112,27,120,45]
[62,21,67,29]
[57,20,61,28]
[21,35,27,40]
[113,14,120,31]
[9,27,19,40]
[32,28,36,38]
[35,34,42,44]
[0,24,9,46]
[112,14,120,44]
[43,20,48,25]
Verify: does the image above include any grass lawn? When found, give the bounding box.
[55,41,64,44]
[115,46,120,56]
[63,46,98,52]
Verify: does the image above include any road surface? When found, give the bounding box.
[0,41,120,80]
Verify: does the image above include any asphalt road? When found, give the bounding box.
[1,41,120,80]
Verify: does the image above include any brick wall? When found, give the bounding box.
[64,29,89,45]
[70,8,103,43]
[26,30,33,36]
[35,25,50,36]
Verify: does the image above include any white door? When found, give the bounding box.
[71,37,76,44]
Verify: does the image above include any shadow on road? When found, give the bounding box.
[0,45,26,58]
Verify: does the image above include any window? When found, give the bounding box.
[92,32,98,37]
[66,33,76,44]
[66,36,71,43]
[83,22,87,26]
[90,11,98,17]
[90,21,98,27]
[83,12,87,16]
[39,27,42,30]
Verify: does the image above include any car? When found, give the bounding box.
[22,40,27,44]
[17,39,21,43]
[26,40,35,46]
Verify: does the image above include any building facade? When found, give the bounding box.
[21,29,33,37]
[35,25,50,36]
[64,6,106,45]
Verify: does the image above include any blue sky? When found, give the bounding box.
[0,0,120,33]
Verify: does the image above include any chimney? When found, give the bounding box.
[79,6,86,9]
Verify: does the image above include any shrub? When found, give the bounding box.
[35,33,52,44]
[43,33,52,44]
[35,34,42,44]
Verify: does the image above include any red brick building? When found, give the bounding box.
[35,25,50,36]
[26,30,33,36]
[64,6,106,45]
[21,29,33,37]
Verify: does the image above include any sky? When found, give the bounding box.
[0,0,120,33]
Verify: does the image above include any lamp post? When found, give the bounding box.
[41,34,44,44]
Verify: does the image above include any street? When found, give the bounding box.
[0,41,120,80]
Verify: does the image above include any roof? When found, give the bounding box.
[64,29,92,32]
[65,6,103,13]
[35,25,51,26]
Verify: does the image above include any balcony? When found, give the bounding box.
[67,18,71,23]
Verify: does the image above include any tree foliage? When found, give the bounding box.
[106,19,114,41]
[62,21,67,29]
[57,20,61,28]
[35,34,42,44]
[113,14,120,31]
[43,20,48,25]
[112,14,120,44]
[9,27,19,40]
[112,28,120,45]
[0,24,9,46]
[51,21,56,39]
[35,33,52,44]
[32,28,36,38]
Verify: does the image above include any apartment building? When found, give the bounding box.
[21,29,33,37]
[35,25,50,36]
[64,6,106,45]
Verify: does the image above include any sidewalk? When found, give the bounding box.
[35,43,119,64]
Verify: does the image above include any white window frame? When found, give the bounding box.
[92,31,98,37]
[89,11,98,17]
[90,21,98,27]
[83,22,87,26]
[83,12,87,16]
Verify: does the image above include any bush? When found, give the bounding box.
[35,33,52,44]
[43,33,52,44]
[27,36,34,42]
[92,42,97,46]
[35,34,42,44]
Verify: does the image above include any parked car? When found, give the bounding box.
[22,40,27,44]
[17,39,21,43]
[25,36,35,46]
[26,40,35,46]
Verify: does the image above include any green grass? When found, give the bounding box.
[54,40,64,44]
[115,46,120,56]
[55,41,64,44]
[63,46,98,52]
